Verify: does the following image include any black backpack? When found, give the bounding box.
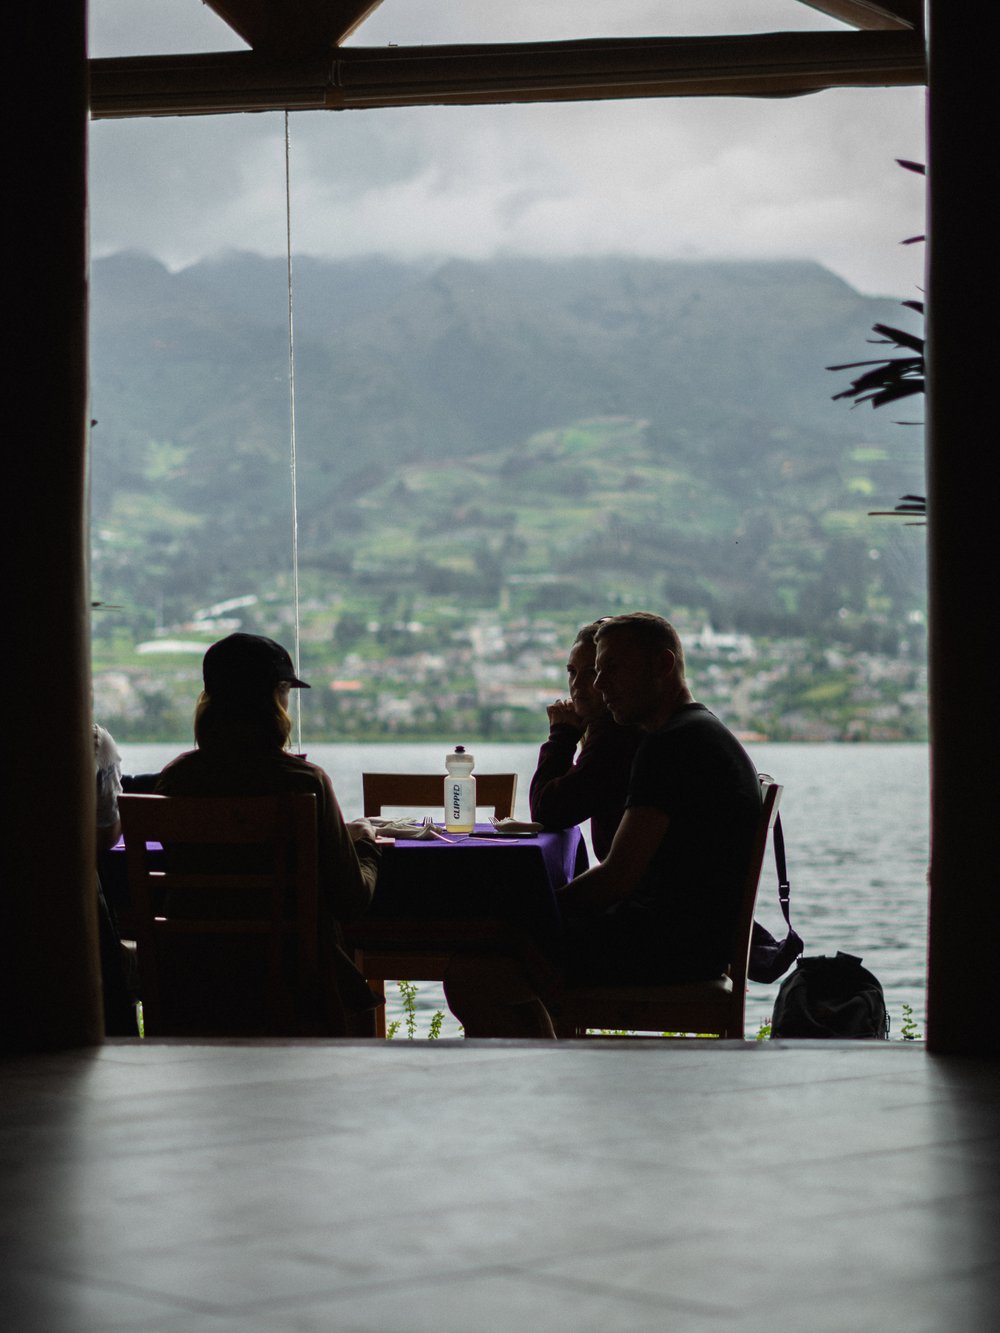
[771,951,889,1039]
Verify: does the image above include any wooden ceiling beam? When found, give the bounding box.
[90,31,926,120]
[203,0,385,55]
[795,1,923,31]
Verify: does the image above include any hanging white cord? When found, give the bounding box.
[284,110,303,754]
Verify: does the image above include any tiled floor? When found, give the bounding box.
[2,1039,998,1332]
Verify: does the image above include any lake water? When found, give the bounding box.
[119,741,930,1041]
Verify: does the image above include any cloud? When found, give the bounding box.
[88,0,845,55]
[88,1,926,296]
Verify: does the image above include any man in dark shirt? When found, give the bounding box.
[529,620,640,861]
[444,612,761,1037]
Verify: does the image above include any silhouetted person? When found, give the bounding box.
[445,613,761,1037]
[93,722,138,1035]
[529,619,640,861]
[156,633,382,1036]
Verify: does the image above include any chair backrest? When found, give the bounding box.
[118,792,321,1037]
[728,779,782,1006]
[362,772,518,820]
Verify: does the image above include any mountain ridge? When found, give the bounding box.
[89,249,924,649]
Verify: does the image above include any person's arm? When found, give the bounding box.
[96,819,121,853]
[556,805,670,912]
[94,723,123,850]
[528,711,583,826]
[530,714,634,837]
[316,771,380,922]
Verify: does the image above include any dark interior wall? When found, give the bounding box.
[1,2,990,1054]
[925,0,1000,1054]
[1,3,103,1048]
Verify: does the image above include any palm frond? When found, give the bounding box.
[870,322,924,354]
[869,494,926,524]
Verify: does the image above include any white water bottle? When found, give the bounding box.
[444,746,476,833]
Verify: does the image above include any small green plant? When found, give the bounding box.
[587,1029,721,1038]
[899,1002,922,1040]
[385,979,446,1040]
[755,1020,771,1041]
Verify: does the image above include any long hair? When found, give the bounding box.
[193,685,293,751]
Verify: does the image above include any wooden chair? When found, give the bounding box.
[362,772,517,820]
[118,792,334,1037]
[554,780,782,1040]
[350,771,519,1036]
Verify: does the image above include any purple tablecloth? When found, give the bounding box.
[367,824,586,956]
[101,824,586,944]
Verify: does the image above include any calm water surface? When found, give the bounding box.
[121,741,930,1040]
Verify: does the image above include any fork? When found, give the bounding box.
[423,813,457,843]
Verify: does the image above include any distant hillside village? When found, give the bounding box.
[90,252,927,743]
[92,593,927,744]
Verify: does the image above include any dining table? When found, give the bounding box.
[344,822,587,1037]
[361,823,587,958]
[100,822,587,961]
[101,817,586,1040]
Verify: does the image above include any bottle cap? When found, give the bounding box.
[446,746,474,768]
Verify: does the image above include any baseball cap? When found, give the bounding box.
[202,633,310,696]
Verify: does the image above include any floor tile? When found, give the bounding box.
[3,1041,999,1333]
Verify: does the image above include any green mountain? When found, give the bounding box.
[89,251,925,646]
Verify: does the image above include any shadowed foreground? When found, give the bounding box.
[2,1040,997,1331]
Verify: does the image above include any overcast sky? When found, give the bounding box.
[88,1,926,297]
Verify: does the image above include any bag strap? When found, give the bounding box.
[757,772,794,932]
[772,811,793,931]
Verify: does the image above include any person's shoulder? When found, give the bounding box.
[639,703,700,741]
[159,748,199,770]
[664,701,712,728]
[277,750,326,777]
[161,746,197,762]
[640,704,736,758]
[154,749,199,790]
[656,702,731,737]
[274,750,337,795]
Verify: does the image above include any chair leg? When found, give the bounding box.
[353,949,388,1038]
[371,978,387,1038]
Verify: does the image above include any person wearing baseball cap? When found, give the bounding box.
[202,632,311,698]
[191,633,311,749]
[155,633,382,1034]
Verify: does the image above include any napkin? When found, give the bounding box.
[369,818,448,840]
[490,818,543,835]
